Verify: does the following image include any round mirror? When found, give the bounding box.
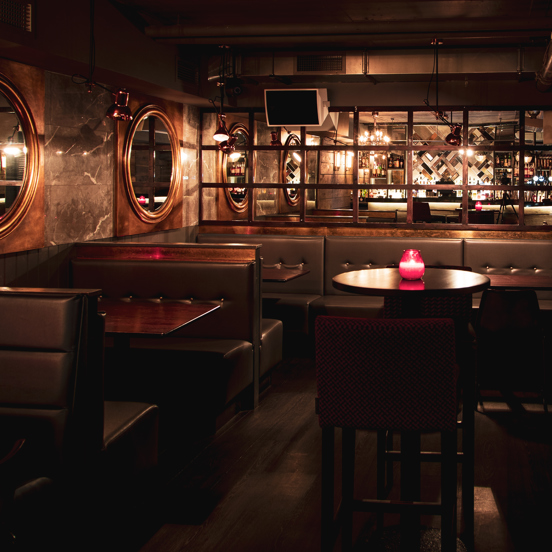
[222,123,249,212]
[281,134,301,205]
[0,73,39,239]
[123,105,181,223]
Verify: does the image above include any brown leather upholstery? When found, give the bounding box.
[0,290,159,545]
[71,247,278,441]
[198,233,324,336]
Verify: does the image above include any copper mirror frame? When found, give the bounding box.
[0,73,39,240]
[221,123,250,213]
[281,134,301,206]
[122,104,181,223]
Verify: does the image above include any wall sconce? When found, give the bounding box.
[399,249,425,280]
[346,151,354,168]
[334,151,342,169]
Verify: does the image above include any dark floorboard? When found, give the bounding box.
[76,353,552,552]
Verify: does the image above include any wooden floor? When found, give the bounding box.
[96,352,551,552]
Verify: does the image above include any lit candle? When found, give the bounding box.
[475,201,482,211]
[398,249,425,280]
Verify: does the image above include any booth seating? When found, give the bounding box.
[464,238,552,316]
[70,243,283,442]
[197,234,325,342]
[0,289,159,549]
[197,234,552,343]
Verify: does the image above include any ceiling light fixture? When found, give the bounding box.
[214,114,230,142]
[211,45,236,150]
[360,112,390,145]
[72,0,132,122]
[424,39,461,146]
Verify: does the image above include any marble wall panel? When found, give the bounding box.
[181,104,200,227]
[44,72,114,244]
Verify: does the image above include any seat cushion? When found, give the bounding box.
[310,295,385,320]
[263,293,322,334]
[111,338,254,409]
[102,401,159,482]
[260,319,283,377]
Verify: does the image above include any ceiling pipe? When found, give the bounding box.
[536,33,552,91]
[145,23,551,47]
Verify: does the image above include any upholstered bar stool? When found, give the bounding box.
[475,288,547,412]
[315,316,462,552]
[383,264,476,541]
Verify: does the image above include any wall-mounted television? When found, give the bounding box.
[264,88,329,127]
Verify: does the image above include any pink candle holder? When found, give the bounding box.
[475,201,482,211]
[399,278,425,290]
[398,249,425,280]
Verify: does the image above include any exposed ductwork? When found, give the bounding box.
[215,48,543,85]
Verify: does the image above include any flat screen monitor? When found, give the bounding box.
[264,89,328,127]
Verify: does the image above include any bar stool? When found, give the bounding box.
[315,316,462,551]
[475,288,547,412]
[383,264,476,542]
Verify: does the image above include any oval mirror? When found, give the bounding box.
[222,123,249,212]
[0,72,39,239]
[281,134,301,205]
[123,105,181,223]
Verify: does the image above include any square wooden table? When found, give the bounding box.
[98,298,221,347]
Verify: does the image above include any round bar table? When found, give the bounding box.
[333,267,490,318]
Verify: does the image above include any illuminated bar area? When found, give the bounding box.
[200,108,552,232]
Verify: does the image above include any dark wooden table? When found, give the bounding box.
[333,267,490,302]
[263,267,310,282]
[99,298,221,345]
[487,274,552,290]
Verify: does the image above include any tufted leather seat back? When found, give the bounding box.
[72,259,257,342]
[323,237,464,295]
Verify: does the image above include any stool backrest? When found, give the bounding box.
[315,316,458,432]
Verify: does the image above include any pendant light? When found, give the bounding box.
[424,39,461,146]
[72,0,132,122]
[214,114,230,142]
